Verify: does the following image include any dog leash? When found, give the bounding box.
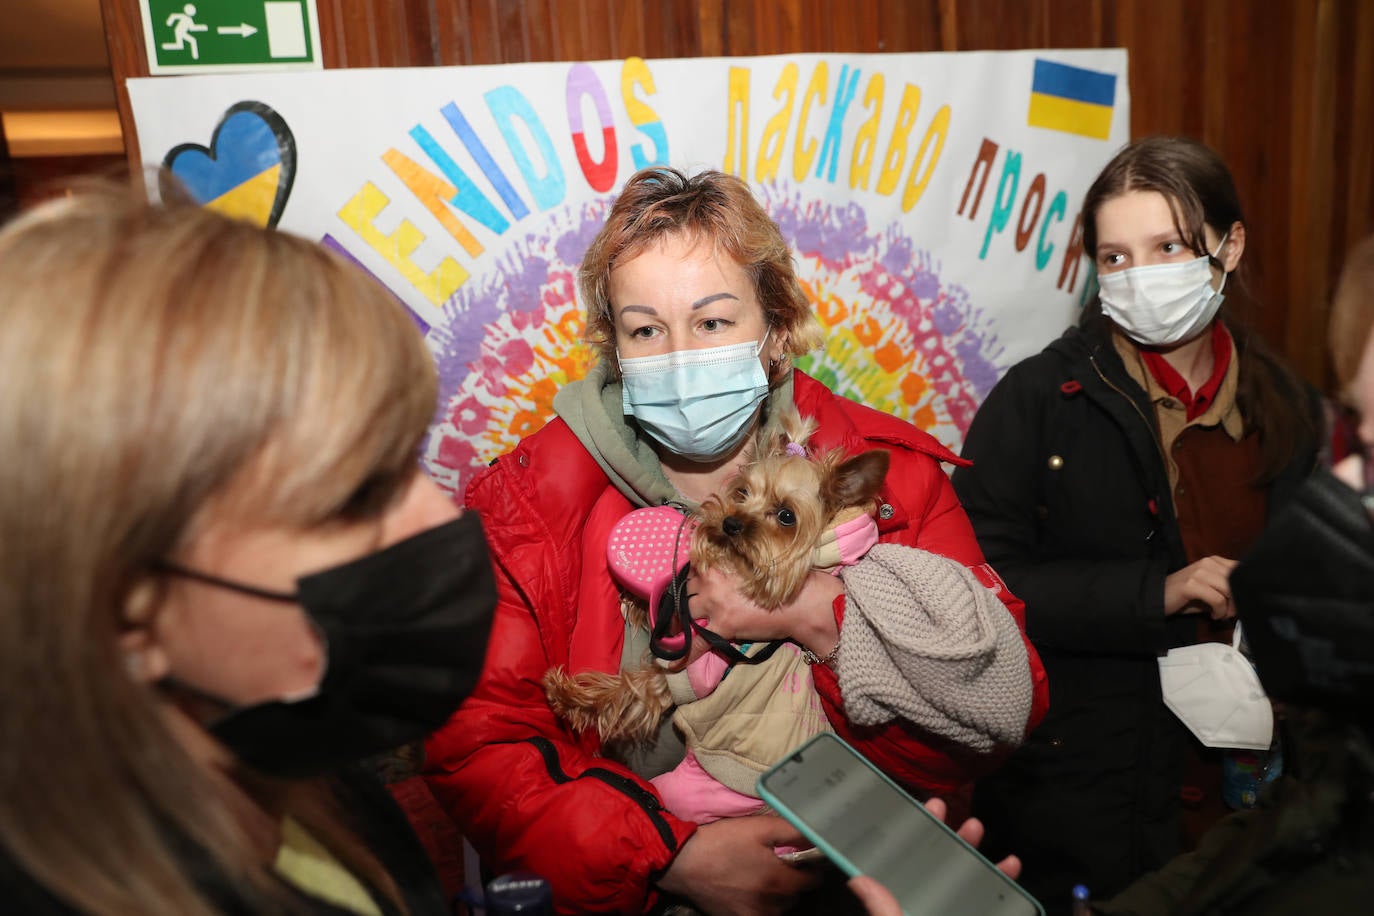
[648,509,785,666]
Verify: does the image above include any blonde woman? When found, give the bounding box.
[424,167,1047,915]
[0,187,495,914]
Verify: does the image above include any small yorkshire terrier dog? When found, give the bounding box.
[543,411,889,749]
[694,418,890,609]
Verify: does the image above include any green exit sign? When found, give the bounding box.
[140,0,322,74]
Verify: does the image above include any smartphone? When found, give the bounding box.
[757,733,1044,916]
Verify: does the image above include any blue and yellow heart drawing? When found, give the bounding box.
[162,101,295,228]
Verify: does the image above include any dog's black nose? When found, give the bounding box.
[722,516,744,537]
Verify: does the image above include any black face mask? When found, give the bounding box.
[1231,468,1374,716]
[159,513,496,778]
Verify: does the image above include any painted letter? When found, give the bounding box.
[1058,209,1085,293]
[848,73,884,191]
[1015,172,1046,252]
[486,86,567,212]
[793,61,827,182]
[567,63,618,192]
[338,183,468,306]
[979,149,1021,259]
[724,67,751,178]
[901,103,949,211]
[816,64,861,183]
[383,146,487,257]
[1037,189,1068,270]
[876,83,921,197]
[409,125,510,236]
[622,56,668,169]
[756,62,798,183]
[440,102,529,221]
[957,137,999,219]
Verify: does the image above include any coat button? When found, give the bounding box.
[1047,455,1064,470]
[878,503,895,520]
[1048,737,1064,749]
[518,454,529,467]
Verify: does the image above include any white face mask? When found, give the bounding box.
[1098,235,1229,346]
[1158,623,1273,751]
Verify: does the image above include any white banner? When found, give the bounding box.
[128,49,1128,496]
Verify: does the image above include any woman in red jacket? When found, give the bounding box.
[424,167,1048,915]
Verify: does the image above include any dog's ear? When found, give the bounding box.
[823,449,890,510]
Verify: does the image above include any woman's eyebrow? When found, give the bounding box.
[692,292,740,309]
[1095,232,1177,251]
[618,292,739,316]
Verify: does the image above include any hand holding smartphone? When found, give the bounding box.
[775,846,828,866]
[758,733,1044,916]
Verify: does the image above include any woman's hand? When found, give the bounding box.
[688,565,842,656]
[1163,555,1238,619]
[845,797,1023,916]
[657,814,820,915]
[847,875,904,916]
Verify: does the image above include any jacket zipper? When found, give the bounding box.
[524,736,679,853]
[1087,354,1173,477]
[1088,350,1176,878]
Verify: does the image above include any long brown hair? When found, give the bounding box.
[0,183,436,913]
[579,166,824,377]
[1082,136,1317,482]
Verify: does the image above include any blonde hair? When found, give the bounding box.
[1329,235,1374,395]
[578,167,824,376]
[0,183,436,913]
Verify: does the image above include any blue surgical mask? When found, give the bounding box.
[619,334,771,462]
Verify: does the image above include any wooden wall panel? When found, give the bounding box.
[948,0,1044,51]
[1347,1,1374,255]
[1042,0,1105,51]
[1285,0,1337,378]
[99,0,1374,390]
[1215,2,1298,350]
[97,0,147,171]
[533,0,566,62]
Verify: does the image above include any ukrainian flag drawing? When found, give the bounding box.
[1027,59,1117,140]
[163,102,296,229]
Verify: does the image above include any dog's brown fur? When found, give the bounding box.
[693,423,889,609]
[543,410,889,746]
[544,662,673,747]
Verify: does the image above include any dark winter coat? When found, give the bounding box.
[1096,709,1374,916]
[950,321,1318,910]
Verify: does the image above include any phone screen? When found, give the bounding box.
[758,734,1043,916]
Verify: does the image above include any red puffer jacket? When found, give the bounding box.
[424,371,1048,914]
